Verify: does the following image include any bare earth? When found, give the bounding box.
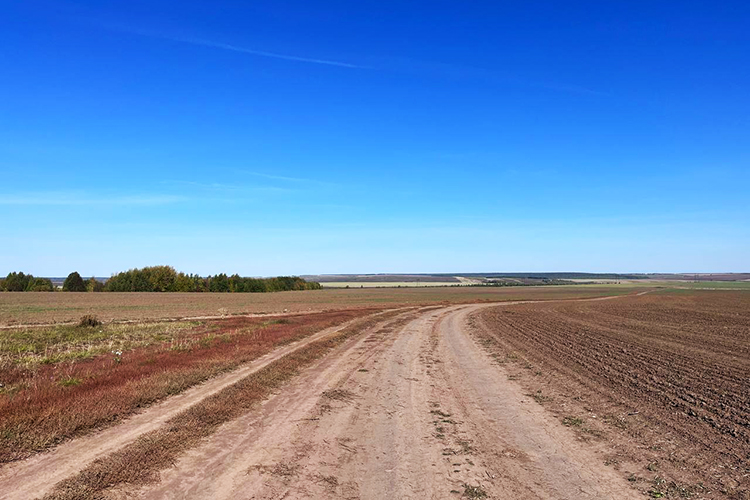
[1,299,647,499]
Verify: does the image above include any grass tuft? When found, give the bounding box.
[462,484,488,498]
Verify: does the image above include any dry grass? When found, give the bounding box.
[43,309,409,499]
[0,309,381,464]
[0,321,200,369]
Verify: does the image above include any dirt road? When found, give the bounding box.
[130,304,637,499]
[2,303,642,499]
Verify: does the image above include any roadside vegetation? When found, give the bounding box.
[43,308,406,499]
[0,308,377,464]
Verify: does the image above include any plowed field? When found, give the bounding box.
[475,291,750,498]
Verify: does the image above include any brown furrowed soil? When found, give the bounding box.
[474,291,750,499]
[0,285,645,326]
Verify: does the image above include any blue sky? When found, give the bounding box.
[2,1,748,276]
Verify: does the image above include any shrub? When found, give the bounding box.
[78,314,102,327]
[63,272,87,292]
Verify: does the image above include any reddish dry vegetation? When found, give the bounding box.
[0,308,379,464]
[475,291,750,499]
[44,308,412,500]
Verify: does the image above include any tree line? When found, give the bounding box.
[1,266,321,293]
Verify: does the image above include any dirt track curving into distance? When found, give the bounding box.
[122,303,636,499]
[2,299,648,499]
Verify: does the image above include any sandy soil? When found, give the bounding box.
[2,299,649,499]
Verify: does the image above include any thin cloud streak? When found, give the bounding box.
[171,36,363,68]
[105,23,363,69]
[103,24,594,93]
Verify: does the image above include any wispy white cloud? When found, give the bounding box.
[105,23,363,69]
[0,192,186,206]
[101,24,596,93]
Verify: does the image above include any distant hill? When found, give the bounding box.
[303,272,643,283]
[303,272,750,283]
[639,273,750,282]
[301,274,461,283]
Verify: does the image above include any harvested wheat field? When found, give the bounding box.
[0,289,748,499]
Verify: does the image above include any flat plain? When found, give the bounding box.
[0,286,748,499]
[0,285,644,326]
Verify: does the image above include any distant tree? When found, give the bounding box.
[228,274,244,293]
[100,266,318,293]
[26,277,54,292]
[104,271,131,292]
[144,265,178,292]
[208,273,230,293]
[87,277,105,292]
[245,278,267,293]
[131,272,152,292]
[3,272,32,292]
[63,272,87,292]
[173,273,196,292]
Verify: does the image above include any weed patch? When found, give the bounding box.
[562,416,584,427]
[462,484,487,498]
